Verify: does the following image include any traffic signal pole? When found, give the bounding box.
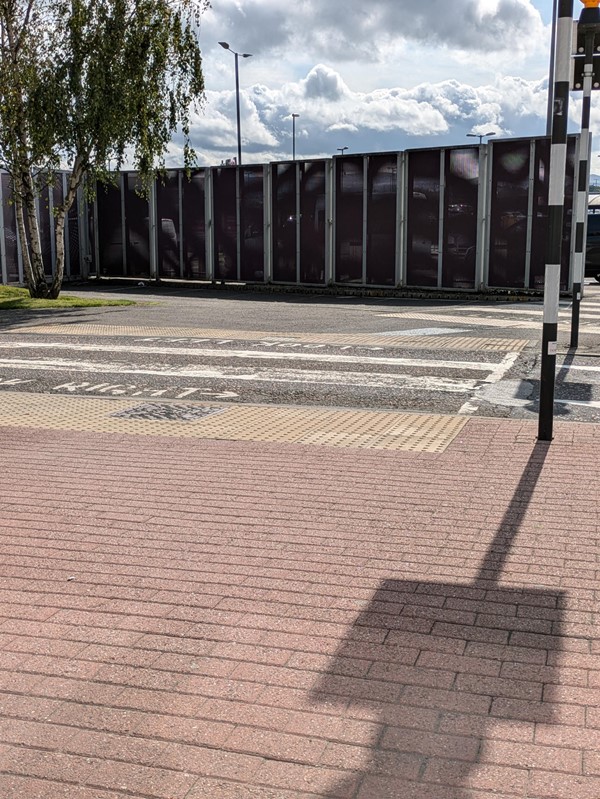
[539,0,600,440]
[538,0,574,441]
[571,1,600,347]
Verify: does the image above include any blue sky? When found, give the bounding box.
[169,1,598,167]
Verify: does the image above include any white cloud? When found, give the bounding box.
[302,65,351,101]
[201,0,545,63]
[154,0,572,169]
[181,65,553,166]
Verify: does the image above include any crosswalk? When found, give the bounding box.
[0,336,519,407]
[0,318,526,417]
[377,284,600,335]
[2,285,600,421]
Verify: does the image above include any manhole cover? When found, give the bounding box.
[110,403,225,422]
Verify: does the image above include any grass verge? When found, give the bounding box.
[0,285,136,310]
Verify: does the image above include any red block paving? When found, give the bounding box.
[1,418,600,798]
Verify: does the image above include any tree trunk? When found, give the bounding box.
[18,169,49,298]
[49,157,84,299]
[14,174,48,297]
[50,208,67,299]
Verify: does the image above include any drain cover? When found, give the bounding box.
[110,403,225,422]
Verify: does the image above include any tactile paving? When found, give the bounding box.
[13,324,528,352]
[0,391,468,452]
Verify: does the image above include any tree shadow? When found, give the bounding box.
[312,442,565,798]
[0,306,134,332]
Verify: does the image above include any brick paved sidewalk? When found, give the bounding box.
[1,415,599,798]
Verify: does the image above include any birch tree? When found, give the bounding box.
[0,0,206,297]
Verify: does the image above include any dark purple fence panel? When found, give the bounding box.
[335,156,364,283]
[529,140,549,291]
[487,141,530,288]
[272,163,297,282]
[529,137,577,291]
[366,154,396,285]
[97,180,123,276]
[67,189,81,277]
[156,171,180,279]
[181,171,206,280]
[87,197,97,275]
[124,173,150,278]
[213,167,237,280]
[406,150,440,287]
[39,185,53,276]
[560,138,577,290]
[240,166,264,281]
[442,148,479,289]
[299,161,326,284]
[562,138,577,290]
[1,174,19,282]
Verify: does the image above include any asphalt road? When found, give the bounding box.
[3,280,600,422]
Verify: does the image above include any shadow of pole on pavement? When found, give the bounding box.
[313,441,566,798]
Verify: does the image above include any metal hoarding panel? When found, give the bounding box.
[1,174,19,282]
[406,150,440,287]
[240,166,265,282]
[67,187,81,276]
[366,154,397,286]
[156,171,180,279]
[212,167,237,280]
[300,161,327,284]
[39,185,53,276]
[97,179,124,276]
[124,173,150,278]
[487,141,530,288]
[442,148,479,289]
[335,156,364,283]
[182,170,206,280]
[272,163,297,282]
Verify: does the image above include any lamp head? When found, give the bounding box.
[242,53,253,58]
[218,41,230,50]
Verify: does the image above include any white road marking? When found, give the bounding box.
[51,381,238,399]
[377,310,600,332]
[558,363,600,373]
[456,353,519,416]
[555,399,600,409]
[0,377,35,386]
[458,400,480,415]
[0,341,506,372]
[482,352,520,383]
[0,357,480,392]
[376,327,470,336]
[378,312,541,329]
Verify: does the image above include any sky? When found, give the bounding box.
[170,0,600,168]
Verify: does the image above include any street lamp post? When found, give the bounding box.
[466,132,496,145]
[292,113,299,161]
[337,147,348,156]
[219,42,252,166]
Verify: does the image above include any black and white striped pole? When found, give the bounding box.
[570,0,600,348]
[538,0,574,441]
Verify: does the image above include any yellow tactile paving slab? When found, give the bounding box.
[0,391,468,452]
[378,312,544,331]
[12,324,529,352]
